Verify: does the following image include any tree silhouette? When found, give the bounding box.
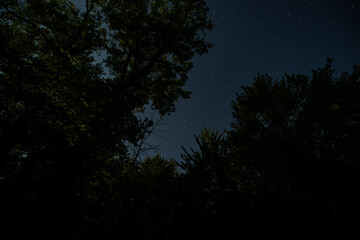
[181,59,360,238]
[2,1,359,238]
[0,0,212,238]
[230,59,360,238]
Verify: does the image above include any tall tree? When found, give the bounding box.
[180,128,248,238]
[0,0,212,238]
[228,59,360,238]
[181,60,360,238]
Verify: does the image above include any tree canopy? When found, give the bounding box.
[1,1,359,239]
[181,59,360,238]
[0,0,212,238]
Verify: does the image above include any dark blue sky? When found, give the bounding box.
[73,0,360,160]
[147,0,360,160]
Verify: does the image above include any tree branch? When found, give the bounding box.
[1,5,61,55]
[133,114,164,162]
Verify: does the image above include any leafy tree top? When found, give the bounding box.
[0,0,213,168]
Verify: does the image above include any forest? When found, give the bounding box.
[1,0,360,239]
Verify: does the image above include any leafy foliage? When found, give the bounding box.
[1,1,359,238]
[181,60,360,238]
[0,0,212,238]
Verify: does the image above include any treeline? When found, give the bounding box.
[179,60,360,238]
[1,0,360,239]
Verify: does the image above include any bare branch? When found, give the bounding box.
[132,113,164,162]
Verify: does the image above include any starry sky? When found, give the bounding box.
[147,0,360,160]
[73,0,360,160]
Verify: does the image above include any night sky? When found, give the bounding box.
[73,0,360,160]
[146,0,360,160]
